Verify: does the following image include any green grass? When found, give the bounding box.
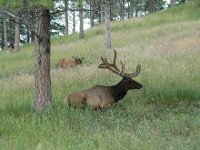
[0,2,200,150]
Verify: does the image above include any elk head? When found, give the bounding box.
[72,56,85,65]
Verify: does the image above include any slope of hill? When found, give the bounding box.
[0,2,200,149]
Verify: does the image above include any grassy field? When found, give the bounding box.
[0,2,200,150]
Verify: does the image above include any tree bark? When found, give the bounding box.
[119,0,125,20]
[170,0,176,7]
[72,1,76,33]
[100,2,105,23]
[90,0,95,27]
[34,9,51,112]
[8,17,14,45]
[64,0,69,35]
[150,0,156,13]
[14,17,20,51]
[104,0,111,49]
[79,2,84,39]
[127,1,130,18]
[129,0,134,18]
[31,31,35,42]
[27,25,30,43]
[30,10,36,42]
[3,17,8,49]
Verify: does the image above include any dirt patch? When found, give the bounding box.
[171,36,200,50]
[161,31,200,55]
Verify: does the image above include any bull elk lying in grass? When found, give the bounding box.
[56,56,85,68]
[64,50,142,109]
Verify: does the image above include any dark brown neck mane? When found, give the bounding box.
[109,79,129,102]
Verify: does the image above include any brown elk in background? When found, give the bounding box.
[56,57,85,68]
[64,50,142,109]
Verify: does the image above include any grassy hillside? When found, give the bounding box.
[0,2,200,150]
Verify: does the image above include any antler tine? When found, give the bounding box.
[113,50,117,65]
[98,50,141,78]
[111,50,117,67]
[99,51,117,69]
[120,64,141,78]
[98,57,106,68]
[120,61,125,76]
[107,50,120,71]
[98,50,121,76]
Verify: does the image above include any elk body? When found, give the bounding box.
[64,50,142,109]
[56,57,84,68]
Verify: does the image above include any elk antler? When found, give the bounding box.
[98,50,141,78]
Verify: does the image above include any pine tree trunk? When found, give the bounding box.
[170,0,176,7]
[119,0,125,20]
[97,2,101,24]
[14,17,20,51]
[150,0,156,13]
[72,1,76,33]
[30,11,36,42]
[27,25,30,43]
[64,0,69,35]
[3,17,8,49]
[130,0,134,18]
[127,1,130,18]
[90,0,95,27]
[31,30,35,42]
[104,0,111,49]
[34,9,51,112]
[100,3,105,23]
[79,3,84,39]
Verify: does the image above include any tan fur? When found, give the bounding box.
[57,57,84,68]
[56,58,77,68]
[64,86,115,109]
